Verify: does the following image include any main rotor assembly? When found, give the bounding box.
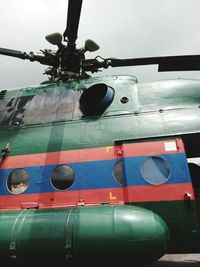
[1,0,200,81]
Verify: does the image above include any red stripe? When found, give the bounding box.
[0,139,184,169]
[122,138,184,157]
[0,147,115,169]
[0,183,194,211]
[0,188,124,210]
[124,183,195,202]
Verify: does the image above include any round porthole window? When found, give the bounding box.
[7,168,30,194]
[51,164,75,190]
[141,156,170,185]
[113,159,124,185]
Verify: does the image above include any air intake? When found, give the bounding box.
[79,83,114,116]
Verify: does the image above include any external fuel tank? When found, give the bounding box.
[0,205,169,265]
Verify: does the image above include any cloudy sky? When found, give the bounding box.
[1,0,200,89]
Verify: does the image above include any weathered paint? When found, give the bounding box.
[1,76,200,155]
[0,75,200,257]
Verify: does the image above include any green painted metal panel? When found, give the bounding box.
[0,75,200,155]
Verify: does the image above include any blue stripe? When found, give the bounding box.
[123,153,191,186]
[0,153,192,195]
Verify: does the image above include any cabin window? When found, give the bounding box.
[141,156,171,185]
[7,169,30,194]
[51,164,75,190]
[113,159,124,185]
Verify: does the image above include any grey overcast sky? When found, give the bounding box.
[1,0,200,89]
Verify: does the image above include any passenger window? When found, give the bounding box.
[51,165,75,190]
[141,156,171,185]
[7,169,30,194]
[113,159,124,185]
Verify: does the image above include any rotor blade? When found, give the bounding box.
[158,55,200,71]
[109,55,200,71]
[0,47,28,60]
[63,0,83,45]
[0,47,56,66]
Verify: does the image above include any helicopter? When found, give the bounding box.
[0,0,200,266]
